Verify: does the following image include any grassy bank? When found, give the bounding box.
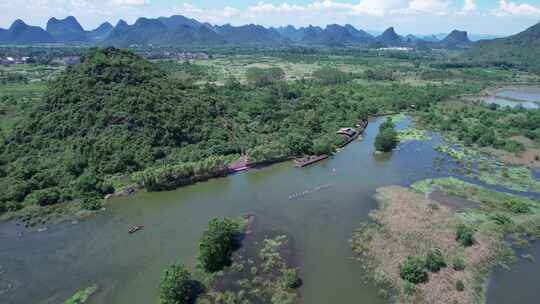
[412,178,540,240]
[0,201,99,229]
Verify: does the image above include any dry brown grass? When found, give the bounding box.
[482,146,540,169]
[354,186,500,304]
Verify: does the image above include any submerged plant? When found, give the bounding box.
[63,285,97,304]
[281,268,302,289]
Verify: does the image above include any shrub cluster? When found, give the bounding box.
[425,248,447,272]
[375,118,398,152]
[400,256,429,284]
[456,224,475,247]
[159,263,202,304]
[400,249,448,285]
[452,256,466,271]
[198,218,240,273]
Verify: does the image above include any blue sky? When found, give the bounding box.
[2,1,540,35]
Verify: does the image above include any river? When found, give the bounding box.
[0,116,538,304]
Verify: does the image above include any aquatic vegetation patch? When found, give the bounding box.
[200,234,300,304]
[522,254,536,263]
[191,216,300,303]
[476,165,540,193]
[435,144,477,161]
[63,285,97,304]
[390,112,407,123]
[397,128,431,142]
[434,142,540,193]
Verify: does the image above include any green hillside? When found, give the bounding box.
[465,22,540,70]
[0,48,222,211]
[0,48,474,214]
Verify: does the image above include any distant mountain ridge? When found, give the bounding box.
[46,16,87,43]
[439,30,471,49]
[0,20,54,44]
[0,15,476,49]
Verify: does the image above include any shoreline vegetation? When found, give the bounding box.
[63,285,98,304]
[8,48,447,222]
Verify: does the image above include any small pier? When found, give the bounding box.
[294,155,329,168]
[228,155,249,172]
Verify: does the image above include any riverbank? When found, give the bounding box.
[0,200,102,230]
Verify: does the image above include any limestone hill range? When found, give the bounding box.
[0,15,473,49]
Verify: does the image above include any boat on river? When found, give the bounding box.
[128,225,144,234]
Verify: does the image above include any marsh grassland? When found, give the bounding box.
[351,176,540,304]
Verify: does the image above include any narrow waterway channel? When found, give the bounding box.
[0,116,538,304]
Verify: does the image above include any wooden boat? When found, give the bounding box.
[128,225,144,234]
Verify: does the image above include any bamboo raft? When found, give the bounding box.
[288,184,332,200]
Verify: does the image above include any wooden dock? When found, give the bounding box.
[228,155,249,172]
[294,155,329,168]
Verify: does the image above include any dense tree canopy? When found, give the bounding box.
[375,118,398,152]
[0,48,477,213]
[198,218,240,272]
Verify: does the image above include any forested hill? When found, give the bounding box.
[0,48,222,211]
[464,22,540,70]
[0,48,467,213]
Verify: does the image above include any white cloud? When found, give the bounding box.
[352,0,406,16]
[405,0,450,14]
[463,0,476,12]
[455,0,476,15]
[493,0,540,16]
[110,0,146,6]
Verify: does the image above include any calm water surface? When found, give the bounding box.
[0,116,538,304]
[496,88,540,102]
[481,87,540,110]
[481,96,539,110]
[487,241,540,304]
